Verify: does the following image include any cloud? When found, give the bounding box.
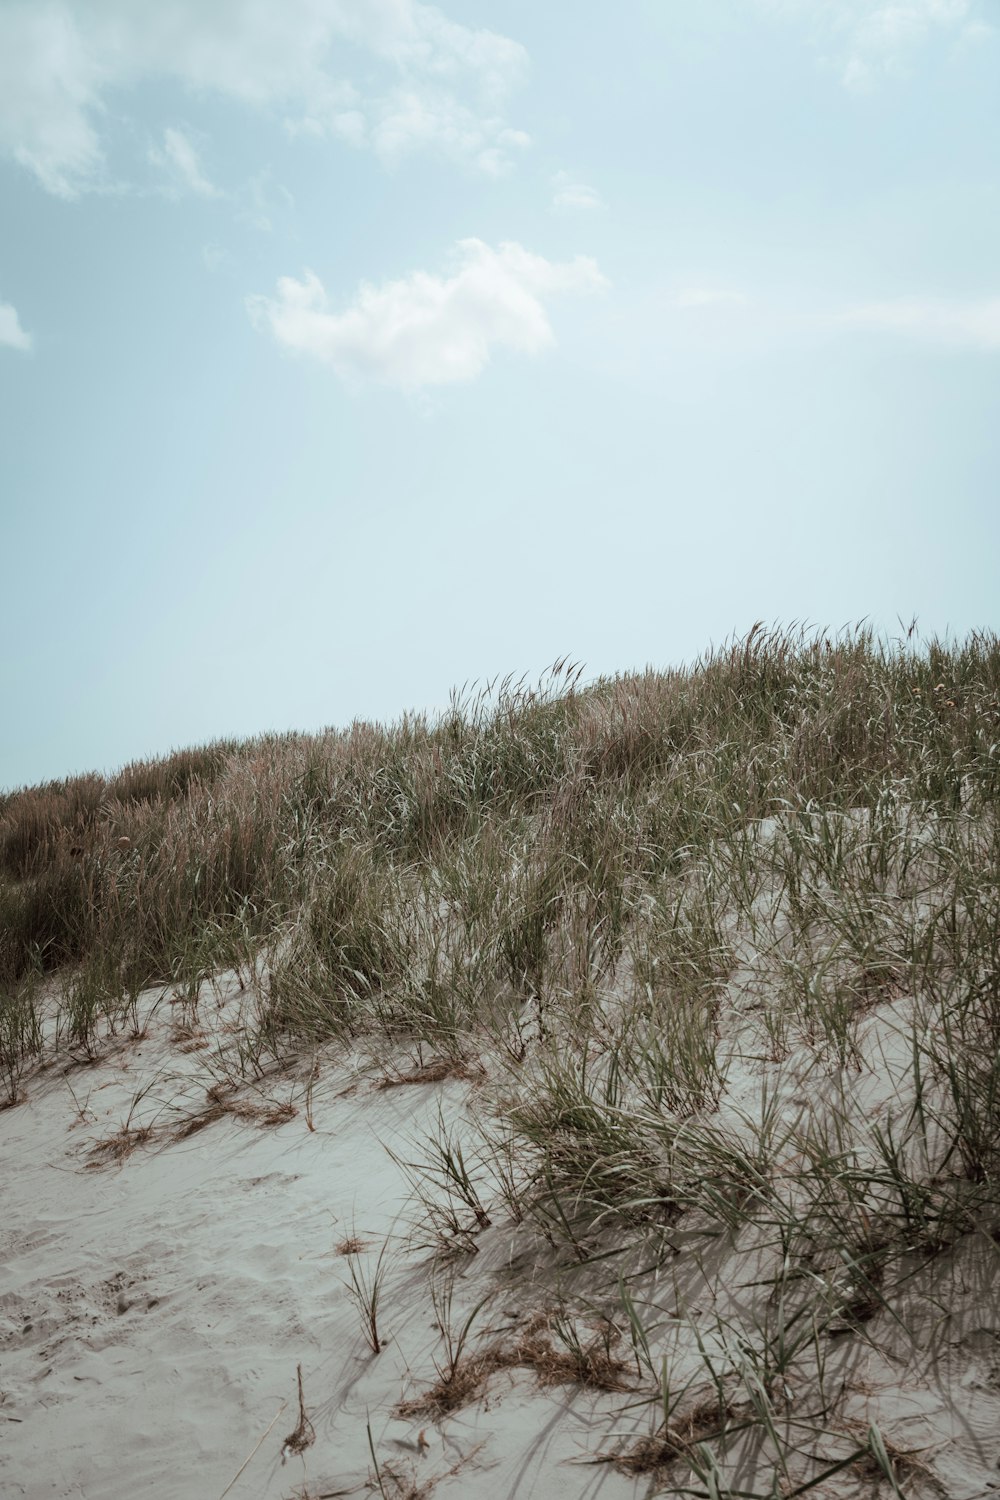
[0,0,530,197]
[248,239,608,389]
[150,127,219,197]
[758,0,986,88]
[0,6,105,198]
[834,295,1000,349]
[0,299,32,352]
[646,278,1000,355]
[551,171,605,211]
[841,0,976,87]
[368,87,529,173]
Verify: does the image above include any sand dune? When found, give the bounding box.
[2,982,641,1500]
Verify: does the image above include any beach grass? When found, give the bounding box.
[2,622,999,1492]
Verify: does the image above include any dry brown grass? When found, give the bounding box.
[335,1235,372,1256]
[602,1401,731,1476]
[397,1309,631,1419]
[172,1083,297,1140]
[504,1311,633,1391]
[86,1124,154,1166]
[847,1422,951,1498]
[168,1020,209,1052]
[375,1058,485,1090]
[281,1364,316,1460]
[367,1468,435,1500]
[396,1351,497,1419]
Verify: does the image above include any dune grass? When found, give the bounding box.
[2,623,999,1492]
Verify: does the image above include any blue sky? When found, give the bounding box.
[1,0,998,789]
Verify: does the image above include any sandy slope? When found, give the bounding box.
[5,975,1000,1500]
[1,985,640,1500]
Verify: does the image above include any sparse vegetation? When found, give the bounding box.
[3,623,999,1493]
[344,1236,393,1355]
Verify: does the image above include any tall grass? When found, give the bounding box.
[3,624,999,1490]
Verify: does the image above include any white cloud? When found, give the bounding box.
[368,86,527,172]
[758,0,985,88]
[842,0,975,87]
[0,299,32,352]
[551,171,605,212]
[834,296,1000,349]
[646,278,1000,355]
[0,6,105,198]
[150,127,219,197]
[0,0,530,197]
[248,238,608,389]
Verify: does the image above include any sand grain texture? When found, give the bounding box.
[0,988,640,1500]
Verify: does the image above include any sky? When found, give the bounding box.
[1,0,998,789]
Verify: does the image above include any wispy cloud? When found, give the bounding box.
[368,90,530,175]
[0,298,32,352]
[551,171,605,211]
[150,127,219,198]
[834,295,1000,349]
[663,279,1000,353]
[0,0,530,199]
[248,239,607,390]
[759,0,986,88]
[0,5,104,198]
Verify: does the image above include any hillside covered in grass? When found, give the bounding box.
[3,625,1000,1496]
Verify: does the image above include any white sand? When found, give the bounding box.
[4,975,1000,1499]
[1,984,640,1500]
